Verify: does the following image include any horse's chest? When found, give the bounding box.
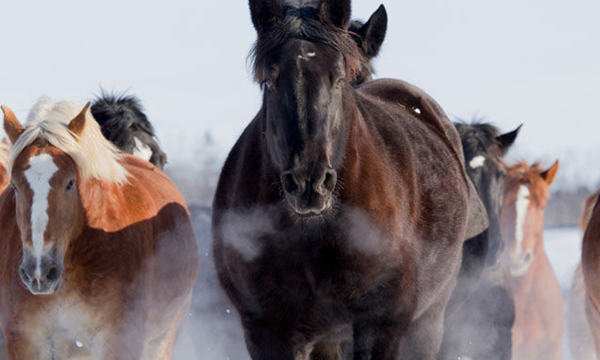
[31,298,108,359]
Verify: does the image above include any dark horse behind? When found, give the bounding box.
[213,0,487,359]
[439,122,520,360]
[91,93,167,169]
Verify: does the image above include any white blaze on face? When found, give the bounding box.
[469,155,486,169]
[24,153,58,269]
[514,185,531,256]
[132,137,153,162]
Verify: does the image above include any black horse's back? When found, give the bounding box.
[91,93,167,169]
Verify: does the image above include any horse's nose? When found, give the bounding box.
[19,257,63,295]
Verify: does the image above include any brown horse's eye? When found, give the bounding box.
[66,180,75,191]
[11,182,17,194]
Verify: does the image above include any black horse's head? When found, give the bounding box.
[348,5,388,86]
[455,122,521,265]
[91,93,167,169]
[250,0,364,217]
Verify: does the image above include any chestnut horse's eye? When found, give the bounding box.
[66,180,75,191]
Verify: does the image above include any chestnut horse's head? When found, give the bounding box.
[0,138,9,191]
[2,98,128,295]
[250,0,364,218]
[500,161,559,277]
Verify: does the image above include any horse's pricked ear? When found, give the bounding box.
[320,0,351,29]
[2,106,24,144]
[540,160,559,186]
[496,124,522,155]
[249,0,283,33]
[68,102,91,136]
[355,5,387,59]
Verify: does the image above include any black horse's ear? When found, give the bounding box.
[249,0,282,33]
[354,5,387,59]
[496,124,522,155]
[320,0,351,29]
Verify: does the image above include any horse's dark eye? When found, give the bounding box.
[66,180,75,191]
[11,183,17,194]
[263,79,274,91]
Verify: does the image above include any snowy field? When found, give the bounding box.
[172,224,584,360]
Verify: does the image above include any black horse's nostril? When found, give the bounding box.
[315,169,337,195]
[281,171,301,195]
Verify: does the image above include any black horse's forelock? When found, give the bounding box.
[250,7,364,83]
[454,120,502,159]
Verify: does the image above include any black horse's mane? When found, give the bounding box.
[250,5,364,83]
[91,92,167,169]
[454,120,501,159]
[91,93,155,136]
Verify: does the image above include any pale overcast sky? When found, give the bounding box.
[1,0,598,185]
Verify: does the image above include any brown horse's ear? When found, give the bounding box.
[540,160,559,186]
[2,106,24,144]
[68,102,90,136]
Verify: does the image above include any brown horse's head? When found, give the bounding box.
[500,161,559,277]
[250,0,364,218]
[2,100,127,295]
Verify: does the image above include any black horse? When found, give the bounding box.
[213,0,486,359]
[348,5,387,85]
[91,93,167,169]
[438,122,521,360]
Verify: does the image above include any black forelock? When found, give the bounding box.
[454,119,501,160]
[250,3,363,83]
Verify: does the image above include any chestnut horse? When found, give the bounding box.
[582,189,600,358]
[0,99,198,360]
[213,0,487,359]
[500,161,563,360]
[568,190,599,360]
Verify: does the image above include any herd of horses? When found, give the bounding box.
[0,0,598,359]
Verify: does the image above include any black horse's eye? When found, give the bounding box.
[66,180,75,191]
[262,79,274,91]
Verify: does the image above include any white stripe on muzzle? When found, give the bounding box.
[24,154,58,271]
[514,185,530,256]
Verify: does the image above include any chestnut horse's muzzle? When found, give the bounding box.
[281,167,337,216]
[19,252,63,295]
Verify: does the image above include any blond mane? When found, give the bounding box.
[8,97,129,184]
[0,139,9,169]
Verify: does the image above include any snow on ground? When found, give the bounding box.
[172,226,584,359]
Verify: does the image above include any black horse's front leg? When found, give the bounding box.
[244,325,296,360]
[352,317,409,360]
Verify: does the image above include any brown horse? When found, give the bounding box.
[213,0,487,359]
[500,161,563,360]
[568,190,599,360]
[0,99,198,360]
[582,189,600,358]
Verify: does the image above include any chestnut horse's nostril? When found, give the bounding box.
[45,265,60,282]
[19,266,31,284]
[281,171,301,195]
[524,252,532,262]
